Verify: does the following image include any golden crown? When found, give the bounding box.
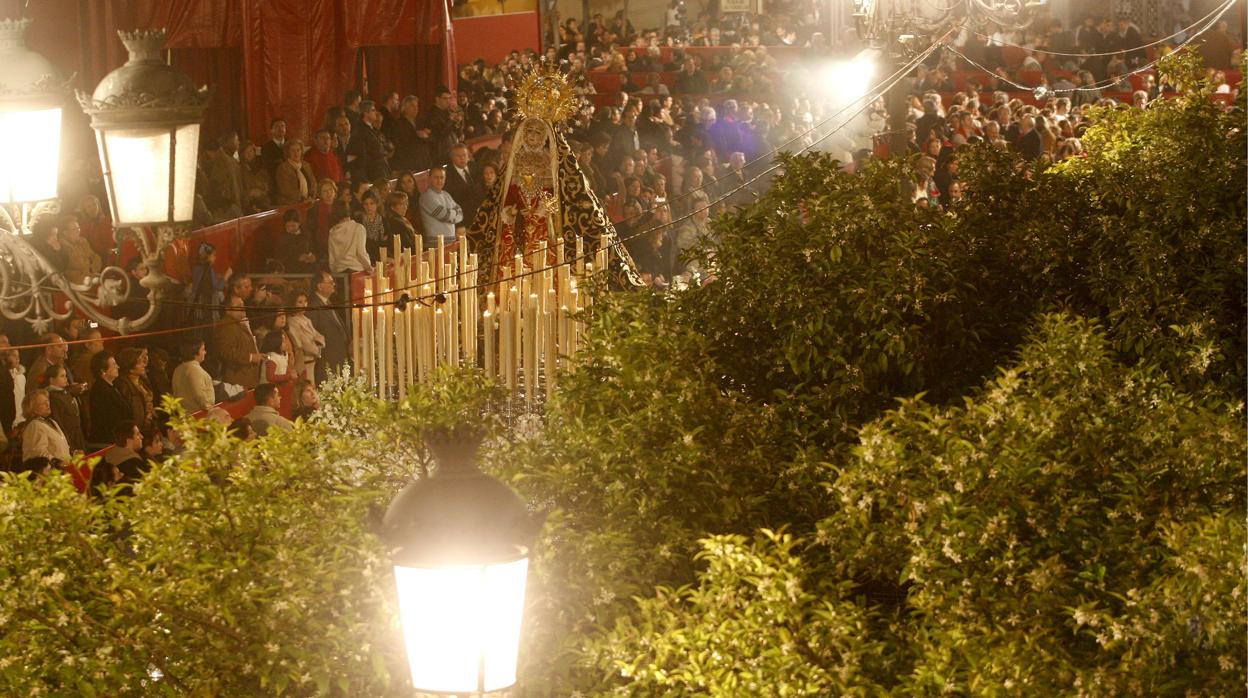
[513,64,579,126]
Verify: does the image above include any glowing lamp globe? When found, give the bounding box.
[0,18,65,205]
[77,30,209,227]
[381,434,541,695]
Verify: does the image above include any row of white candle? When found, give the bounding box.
[349,233,611,402]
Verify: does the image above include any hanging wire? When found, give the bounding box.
[966,0,1236,59]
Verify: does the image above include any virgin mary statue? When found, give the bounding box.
[466,66,642,288]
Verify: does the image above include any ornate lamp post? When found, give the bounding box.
[71,28,210,333]
[0,18,63,208]
[381,433,541,695]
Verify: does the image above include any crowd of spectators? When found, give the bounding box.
[4,5,1240,485]
[0,268,330,487]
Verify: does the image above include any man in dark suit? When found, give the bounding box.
[388,95,434,173]
[425,86,458,166]
[259,118,288,182]
[347,101,390,183]
[308,271,349,383]
[443,143,485,227]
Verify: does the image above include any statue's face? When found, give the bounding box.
[522,122,546,149]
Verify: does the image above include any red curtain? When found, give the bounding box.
[23,0,453,149]
[240,0,358,144]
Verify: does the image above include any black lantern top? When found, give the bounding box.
[381,434,542,567]
[76,29,210,129]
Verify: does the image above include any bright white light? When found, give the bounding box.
[99,122,200,225]
[0,107,61,204]
[394,557,529,693]
[823,57,876,107]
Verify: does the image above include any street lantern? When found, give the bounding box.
[77,29,209,227]
[381,435,541,695]
[0,18,65,206]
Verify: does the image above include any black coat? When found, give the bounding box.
[87,378,133,445]
[48,388,85,452]
[0,368,14,435]
[277,230,317,275]
[308,293,349,382]
[388,117,434,173]
[348,124,390,182]
[443,165,485,227]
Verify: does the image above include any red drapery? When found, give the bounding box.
[23,0,454,149]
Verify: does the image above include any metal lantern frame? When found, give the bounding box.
[382,433,541,696]
[77,29,210,229]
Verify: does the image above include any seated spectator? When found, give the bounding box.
[247,383,293,436]
[211,295,262,390]
[76,193,113,259]
[171,340,215,413]
[44,365,85,453]
[227,416,256,440]
[292,379,319,421]
[419,167,463,245]
[274,140,317,205]
[28,217,67,271]
[141,426,166,463]
[60,214,101,285]
[19,389,71,467]
[384,191,418,253]
[276,209,318,274]
[96,420,148,495]
[304,129,344,183]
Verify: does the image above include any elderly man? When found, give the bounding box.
[443,142,485,225]
[308,271,349,383]
[1015,115,1043,160]
[388,95,434,173]
[28,332,74,393]
[274,140,317,205]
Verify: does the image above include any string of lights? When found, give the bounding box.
[8,32,955,352]
[965,0,1236,60]
[945,0,1235,99]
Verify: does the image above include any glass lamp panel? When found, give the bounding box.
[171,123,200,223]
[0,107,62,204]
[100,127,171,225]
[393,557,529,693]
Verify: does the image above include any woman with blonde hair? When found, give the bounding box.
[20,388,72,466]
